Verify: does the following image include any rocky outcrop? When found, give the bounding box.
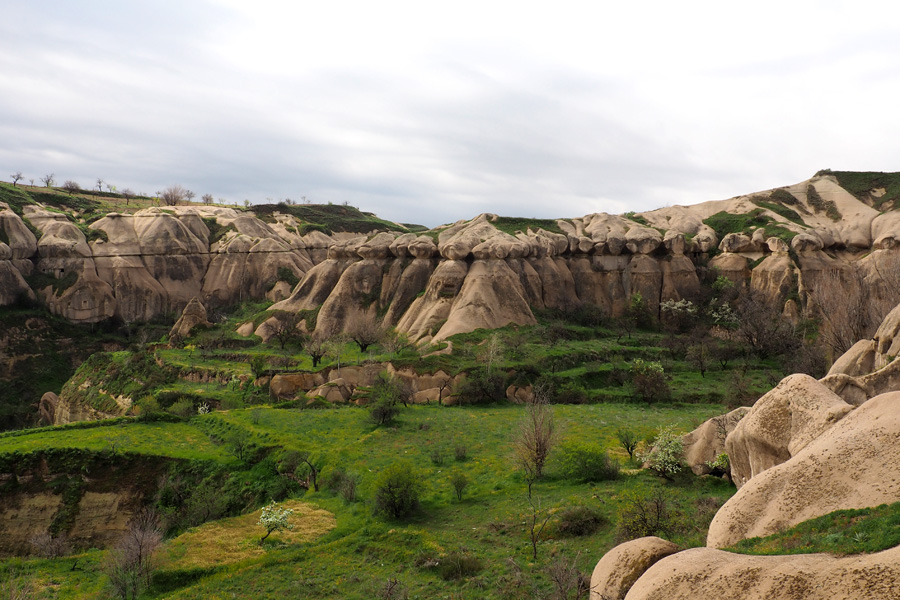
[709,391,900,548]
[681,407,750,476]
[623,545,900,600]
[169,297,212,340]
[725,374,852,488]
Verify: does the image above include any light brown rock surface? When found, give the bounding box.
[709,391,900,548]
[589,536,680,600]
[681,407,750,475]
[725,374,852,488]
[623,545,900,600]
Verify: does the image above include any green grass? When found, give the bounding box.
[0,420,232,462]
[750,197,805,225]
[820,170,900,211]
[703,209,798,243]
[490,216,566,236]
[252,203,409,234]
[1,401,733,599]
[729,501,900,556]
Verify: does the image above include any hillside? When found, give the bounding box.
[5,172,900,598]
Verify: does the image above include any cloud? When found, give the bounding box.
[4,1,900,226]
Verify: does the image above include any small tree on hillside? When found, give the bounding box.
[202,193,214,204]
[305,334,327,368]
[104,508,162,599]
[369,371,410,425]
[62,180,81,194]
[268,311,302,351]
[40,173,54,187]
[374,462,423,519]
[120,188,134,205]
[514,387,556,491]
[258,500,294,542]
[10,171,23,186]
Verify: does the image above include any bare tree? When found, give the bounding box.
[268,311,301,351]
[346,312,384,353]
[10,171,23,186]
[514,387,556,489]
[120,188,134,205]
[547,553,588,600]
[305,333,327,368]
[40,173,54,187]
[160,184,187,206]
[62,180,81,194]
[104,508,162,599]
[96,178,104,192]
[185,189,196,203]
[202,193,214,204]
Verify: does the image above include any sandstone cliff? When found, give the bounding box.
[3,172,900,346]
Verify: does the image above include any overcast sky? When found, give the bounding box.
[2,1,899,227]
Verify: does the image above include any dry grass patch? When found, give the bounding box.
[163,500,336,570]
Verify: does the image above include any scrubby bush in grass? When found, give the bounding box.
[630,359,670,403]
[450,471,469,501]
[453,368,507,405]
[167,398,195,418]
[639,427,684,479]
[555,505,606,537]
[369,371,409,425]
[249,355,267,379]
[615,486,678,542]
[438,551,483,580]
[558,442,619,482]
[454,444,468,461]
[374,462,423,519]
[257,500,294,542]
[326,467,359,502]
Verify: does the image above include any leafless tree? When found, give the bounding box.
[305,334,328,368]
[202,193,214,204]
[268,311,301,350]
[28,178,34,186]
[160,185,187,206]
[104,508,162,599]
[10,171,23,186]
[185,190,196,203]
[547,553,588,600]
[346,312,384,353]
[29,532,70,558]
[120,188,134,205]
[40,173,54,187]
[96,178,104,192]
[514,386,556,489]
[62,180,80,194]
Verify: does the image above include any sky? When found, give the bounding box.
[3,1,900,227]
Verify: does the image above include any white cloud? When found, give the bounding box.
[3,0,900,226]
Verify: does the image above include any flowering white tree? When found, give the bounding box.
[257,500,294,542]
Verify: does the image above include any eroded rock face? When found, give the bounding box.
[725,374,852,488]
[170,297,211,340]
[623,545,900,600]
[709,391,900,548]
[682,407,750,476]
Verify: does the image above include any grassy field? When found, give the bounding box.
[0,401,734,599]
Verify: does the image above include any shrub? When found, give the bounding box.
[616,486,677,542]
[438,551,483,580]
[325,467,359,502]
[630,359,670,403]
[559,443,620,482]
[430,448,446,466]
[639,427,684,479]
[167,399,195,418]
[454,444,468,461]
[450,472,469,501]
[374,462,423,519]
[555,505,606,537]
[615,428,639,461]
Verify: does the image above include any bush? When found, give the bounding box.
[374,462,423,519]
[639,427,684,479]
[558,443,620,482]
[454,444,468,461]
[325,467,359,502]
[615,486,678,542]
[555,505,606,537]
[438,551,483,580]
[630,359,670,403]
[450,472,469,501]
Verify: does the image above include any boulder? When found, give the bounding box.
[681,407,750,475]
[624,545,900,600]
[827,339,876,378]
[709,391,900,548]
[625,227,662,255]
[169,297,211,340]
[725,374,852,488]
[589,536,680,600]
[269,372,326,398]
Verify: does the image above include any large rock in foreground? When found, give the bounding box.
[623,545,900,600]
[708,391,900,548]
[589,536,680,600]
